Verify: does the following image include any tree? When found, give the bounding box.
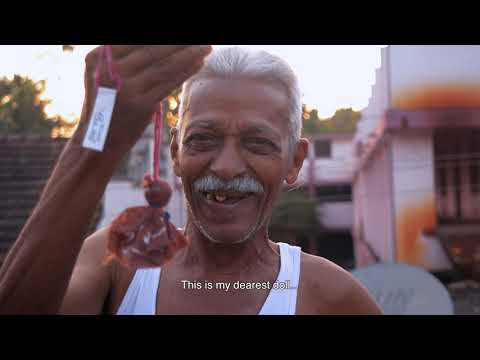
[302,104,322,135]
[161,87,182,129]
[0,75,58,136]
[269,187,321,246]
[62,45,75,53]
[0,75,75,137]
[302,106,361,136]
[322,108,361,133]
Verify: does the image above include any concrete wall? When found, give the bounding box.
[354,46,390,153]
[391,131,452,271]
[353,137,395,267]
[353,131,452,271]
[318,201,353,230]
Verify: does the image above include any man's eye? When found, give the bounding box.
[187,134,212,142]
[244,138,279,153]
[184,134,218,150]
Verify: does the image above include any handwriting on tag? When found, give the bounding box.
[82,87,117,152]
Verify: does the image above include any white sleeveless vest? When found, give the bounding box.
[117,242,301,315]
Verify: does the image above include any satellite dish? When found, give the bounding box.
[351,263,454,315]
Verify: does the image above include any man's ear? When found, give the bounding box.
[170,127,181,177]
[285,138,309,185]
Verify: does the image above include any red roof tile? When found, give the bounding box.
[0,135,68,261]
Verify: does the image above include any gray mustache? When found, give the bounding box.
[193,175,264,194]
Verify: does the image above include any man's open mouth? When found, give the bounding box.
[199,190,254,205]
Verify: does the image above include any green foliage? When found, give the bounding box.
[162,87,182,129]
[0,75,75,137]
[0,75,55,135]
[269,188,320,239]
[62,45,75,53]
[302,106,361,136]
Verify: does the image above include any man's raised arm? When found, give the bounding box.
[0,45,212,314]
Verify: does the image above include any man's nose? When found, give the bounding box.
[210,137,247,180]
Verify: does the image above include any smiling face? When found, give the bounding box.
[171,77,307,245]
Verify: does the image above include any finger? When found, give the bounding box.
[116,45,192,78]
[83,46,105,111]
[143,58,206,106]
[161,45,212,73]
[84,46,117,90]
[85,45,138,76]
[135,45,211,94]
[111,45,142,60]
[84,46,103,74]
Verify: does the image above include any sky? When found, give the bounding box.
[0,45,385,120]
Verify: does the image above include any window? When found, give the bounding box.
[438,165,447,196]
[470,135,480,194]
[434,129,480,222]
[314,140,332,158]
[470,162,479,194]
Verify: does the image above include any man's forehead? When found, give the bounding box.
[183,77,290,134]
[185,118,282,139]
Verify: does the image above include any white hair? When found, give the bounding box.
[178,47,303,146]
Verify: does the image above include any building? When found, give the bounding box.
[353,45,480,279]
[296,133,356,268]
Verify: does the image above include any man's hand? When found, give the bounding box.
[74,45,212,159]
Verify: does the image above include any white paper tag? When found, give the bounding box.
[82,87,117,152]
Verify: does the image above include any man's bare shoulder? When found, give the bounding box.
[298,252,382,315]
[59,227,112,314]
[79,226,135,281]
[61,226,137,314]
[79,226,110,265]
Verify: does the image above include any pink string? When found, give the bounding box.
[153,102,163,182]
[154,102,170,236]
[94,45,122,91]
[93,45,162,181]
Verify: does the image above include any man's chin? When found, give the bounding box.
[186,197,263,244]
[195,221,258,245]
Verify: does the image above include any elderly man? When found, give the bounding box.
[0,45,381,315]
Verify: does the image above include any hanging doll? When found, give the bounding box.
[83,45,189,269]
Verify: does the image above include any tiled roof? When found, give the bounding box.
[0,135,103,264]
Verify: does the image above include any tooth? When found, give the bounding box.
[144,233,151,245]
[215,195,227,202]
[206,193,213,201]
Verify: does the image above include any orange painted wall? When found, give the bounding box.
[395,194,437,266]
[393,84,480,109]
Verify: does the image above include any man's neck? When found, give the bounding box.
[177,222,279,276]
